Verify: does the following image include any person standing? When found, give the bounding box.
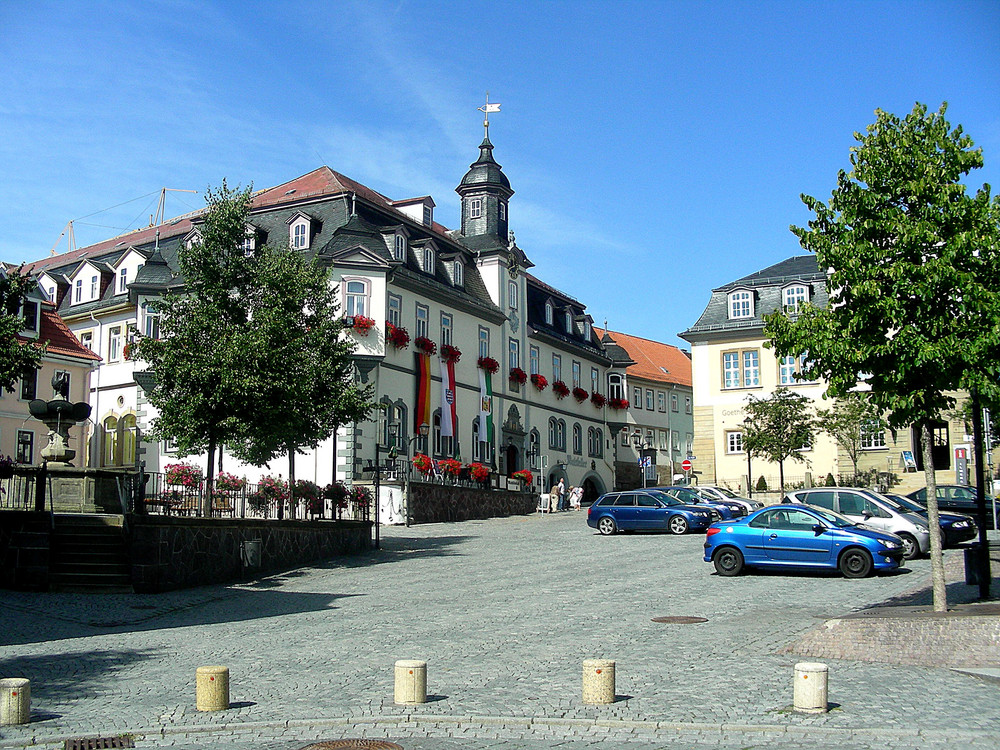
[555,478,566,511]
[570,485,584,510]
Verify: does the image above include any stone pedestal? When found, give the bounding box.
[793,662,828,713]
[196,666,230,711]
[0,678,30,725]
[394,659,427,704]
[582,659,615,704]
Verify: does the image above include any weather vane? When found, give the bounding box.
[478,92,501,138]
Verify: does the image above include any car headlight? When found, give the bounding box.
[914,525,928,533]
[880,539,900,549]
[953,520,968,529]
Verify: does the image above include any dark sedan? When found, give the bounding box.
[648,486,746,519]
[884,493,978,547]
[907,485,997,530]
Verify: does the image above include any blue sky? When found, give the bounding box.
[1,0,998,347]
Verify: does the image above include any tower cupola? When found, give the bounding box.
[456,135,514,243]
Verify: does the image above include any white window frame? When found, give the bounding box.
[74,279,82,304]
[470,198,482,219]
[423,247,435,275]
[645,389,654,410]
[453,260,464,287]
[544,301,553,325]
[291,219,310,249]
[440,312,453,347]
[344,278,369,318]
[726,430,744,454]
[499,201,506,221]
[508,280,518,310]
[415,304,429,339]
[552,354,561,383]
[79,330,94,351]
[861,420,887,449]
[728,289,753,319]
[394,234,406,261]
[657,391,666,412]
[529,345,540,375]
[388,294,402,327]
[783,284,808,313]
[479,326,490,358]
[508,338,519,371]
[108,325,123,362]
[118,267,128,294]
[572,361,581,388]
[90,275,99,300]
[723,349,760,389]
[144,310,161,339]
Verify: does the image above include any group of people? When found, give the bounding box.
[549,478,583,512]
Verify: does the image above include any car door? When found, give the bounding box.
[840,490,893,533]
[612,493,641,530]
[635,493,665,530]
[762,508,835,564]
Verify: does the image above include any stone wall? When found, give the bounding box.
[409,482,536,524]
[129,516,372,593]
[0,511,51,590]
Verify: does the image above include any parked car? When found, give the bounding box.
[696,485,764,513]
[782,487,929,560]
[587,490,716,535]
[907,485,997,530]
[704,503,906,578]
[649,486,744,519]
[883,493,978,547]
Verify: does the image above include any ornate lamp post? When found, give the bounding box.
[391,421,429,527]
[632,430,654,489]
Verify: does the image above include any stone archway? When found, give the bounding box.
[580,472,607,506]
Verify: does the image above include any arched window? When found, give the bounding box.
[345,279,368,317]
[728,289,753,319]
[120,414,138,466]
[102,416,118,467]
[529,429,540,469]
[608,373,623,401]
[454,260,464,287]
[394,234,406,261]
[556,420,566,451]
[548,417,558,449]
[544,301,553,326]
[572,423,582,455]
[423,247,435,275]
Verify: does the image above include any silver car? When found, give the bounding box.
[783,487,930,560]
[697,485,764,513]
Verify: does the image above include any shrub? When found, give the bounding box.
[755,475,768,492]
[215,472,247,492]
[824,473,837,487]
[165,463,202,488]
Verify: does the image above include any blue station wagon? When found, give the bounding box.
[703,504,906,578]
[588,490,717,535]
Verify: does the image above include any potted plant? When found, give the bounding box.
[440,343,462,363]
[165,462,203,488]
[386,322,410,350]
[439,457,461,477]
[512,469,533,485]
[468,462,490,483]
[351,485,372,506]
[415,336,437,355]
[412,453,433,476]
[295,479,323,515]
[255,475,289,516]
[572,386,589,402]
[530,373,548,391]
[477,356,500,374]
[590,392,607,408]
[509,367,528,385]
[552,380,570,399]
[215,472,247,493]
[350,314,376,336]
[0,454,15,479]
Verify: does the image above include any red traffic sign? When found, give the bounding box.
[681,459,692,472]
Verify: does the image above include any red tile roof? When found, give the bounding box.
[17,303,102,362]
[596,328,691,387]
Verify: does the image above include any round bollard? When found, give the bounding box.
[196,666,230,711]
[793,662,828,714]
[394,660,427,705]
[582,659,616,705]
[1,678,30,725]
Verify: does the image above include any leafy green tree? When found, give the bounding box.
[742,387,814,493]
[765,103,1000,610]
[136,182,259,515]
[0,268,43,394]
[226,246,373,518]
[814,393,885,482]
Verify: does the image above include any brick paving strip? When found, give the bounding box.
[1,514,998,750]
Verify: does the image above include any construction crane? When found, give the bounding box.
[152,187,198,227]
[49,221,76,256]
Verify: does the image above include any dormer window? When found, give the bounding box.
[90,275,99,299]
[565,310,573,333]
[74,279,82,304]
[453,259,464,287]
[21,301,38,332]
[118,267,128,294]
[287,213,313,250]
[545,301,553,325]
[582,320,591,341]
[423,204,433,226]
[185,229,202,249]
[470,198,482,219]
[394,234,406,261]
[728,289,753,319]
[499,201,506,221]
[783,284,808,313]
[241,226,257,256]
[423,247,435,275]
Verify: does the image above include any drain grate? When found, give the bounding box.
[651,616,708,624]
[301,743,404,750]
[64,737,135,750]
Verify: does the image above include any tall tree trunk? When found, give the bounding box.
[778,459,785,494]
[287,445,296,520]
[921,422,947,612]
[204,435,217,518]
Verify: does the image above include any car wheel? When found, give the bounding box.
[898,533,919,560]
[668,515,689,535]
[839,548,873,578]
[597,516,617,536]
[713,546,744,576]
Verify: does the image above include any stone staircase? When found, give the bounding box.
[50,514,132,593]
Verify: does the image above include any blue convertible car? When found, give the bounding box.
[703,504,906,578]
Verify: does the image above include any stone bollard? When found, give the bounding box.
[196,666,230,711]
[0,678,31,725]
[582,659,616,705]
[394,660,427,705]
[793,662,829,713]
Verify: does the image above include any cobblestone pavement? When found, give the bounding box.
[1,511,998,749]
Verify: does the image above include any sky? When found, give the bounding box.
[1,0,998,347]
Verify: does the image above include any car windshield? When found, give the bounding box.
[807,506,856,528]
[646,490,682,507]
[886,494,925,513]
[714,487,738,498]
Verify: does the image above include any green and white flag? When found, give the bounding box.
[478,367,494,443]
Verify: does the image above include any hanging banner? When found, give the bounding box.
[415,353,432,433]
[440,357,458,438]
[478,367,494,444]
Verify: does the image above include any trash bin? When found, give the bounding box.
[964,545,980,586]
[241,539,262,568]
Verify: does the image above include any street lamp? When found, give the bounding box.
[392,421,430,527]
[632,429,653,489]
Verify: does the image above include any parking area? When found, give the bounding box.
[1,511,998,749]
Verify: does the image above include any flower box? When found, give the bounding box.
[412,453,433,475]
[440,344,462,363]
[477,356,500,374]
[608,397,629,411]
[350,314,376,335]
[572,387,589,402]
[468,462,490,482]
[530,373,548,391]
[552,380,570,399]
[415,336,437,355]
[386,322,410,349]
[590,392,607,408]
[439,458,462,476]
[165,462,203,488]
[512,469,533,484]
[509,367,528,385]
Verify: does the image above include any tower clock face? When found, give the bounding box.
[508,261,519,279]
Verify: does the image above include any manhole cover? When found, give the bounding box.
[65,738,135,750]
[651,616,708,624]
[301,742,404,750]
